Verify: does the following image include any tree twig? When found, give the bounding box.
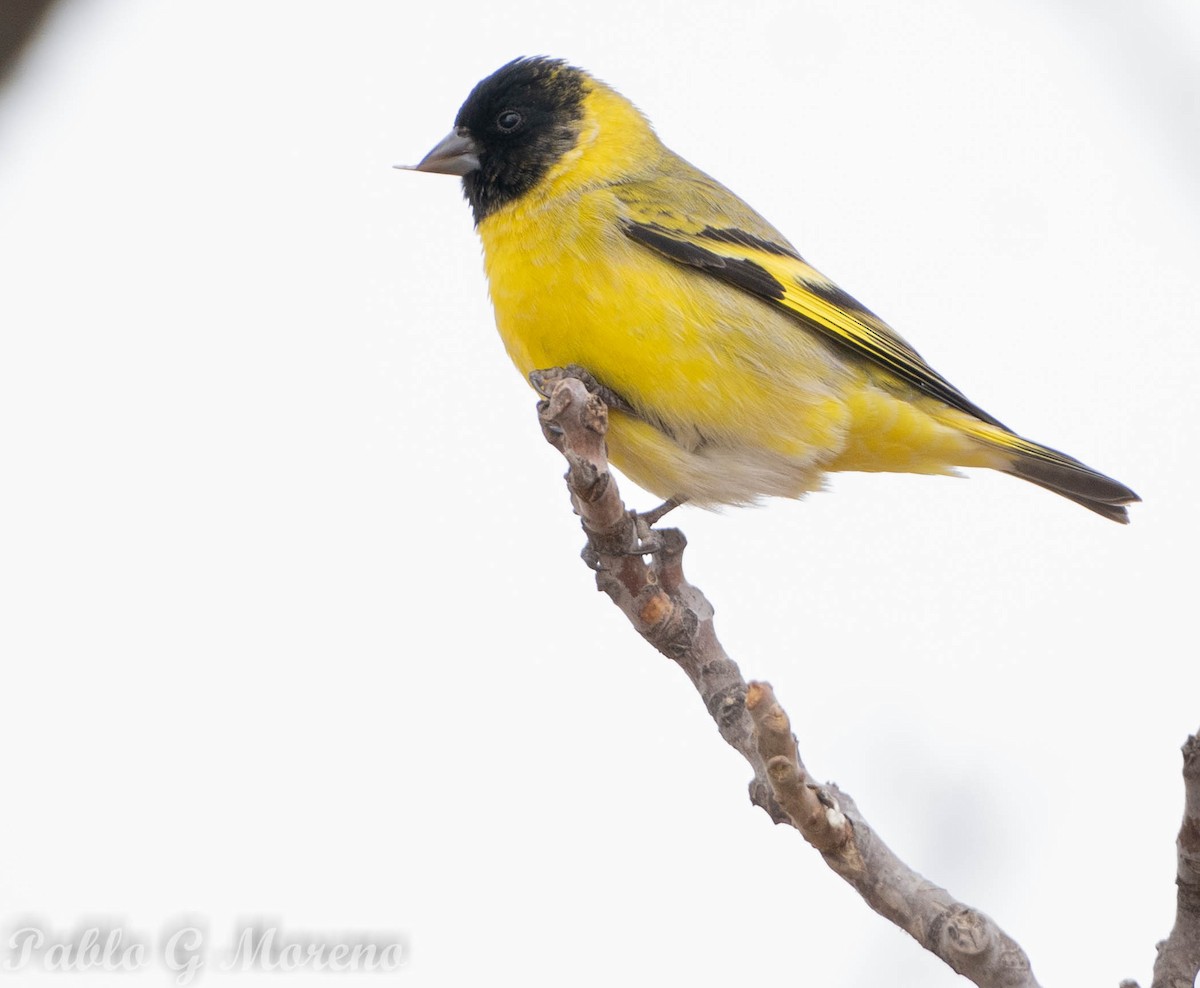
[534,374,1044,988]
[0,0,60,90]
[1148,731,1200,988]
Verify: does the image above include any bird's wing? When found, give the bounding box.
[614,176,1006,429]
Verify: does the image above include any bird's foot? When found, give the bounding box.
[628,501,680,556]
[579,500,686,569]
[529,365,635,415]
[637,497,684,529]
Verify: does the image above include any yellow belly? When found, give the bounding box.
[478,192,991,505]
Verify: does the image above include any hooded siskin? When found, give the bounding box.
[408,57,1139,522]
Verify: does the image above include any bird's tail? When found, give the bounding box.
[966,422,1139,523]
[1001,451,1139,523]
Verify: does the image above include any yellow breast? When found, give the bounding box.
[480,192,863,501]
[473,86,989,503]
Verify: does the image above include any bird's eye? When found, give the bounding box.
[496,109,523,133]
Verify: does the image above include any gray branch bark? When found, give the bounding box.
[0,0,60,90]
[534,374,1045,987]
[1148,732,1200,988]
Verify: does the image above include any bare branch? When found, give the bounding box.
[1149,731,1200,988]
[748,681,1040,986]
[535,374,781,814]
[535,374,1044,988]
[0,0,60,90]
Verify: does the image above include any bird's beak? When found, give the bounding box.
[394,127,481,176]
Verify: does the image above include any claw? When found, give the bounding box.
[529,365,636,415]
[628,499,685,556]
[580,543,602,571]
[633,528,666,556]
[528,369,560,399]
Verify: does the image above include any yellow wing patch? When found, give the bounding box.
[620,209,1004,428]
[618,208,1127,484]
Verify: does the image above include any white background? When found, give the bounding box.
[1,1,1197,986]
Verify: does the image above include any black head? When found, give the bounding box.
[456,58,588,222]
[417,58,588,223]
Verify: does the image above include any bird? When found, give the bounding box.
[401,57,1139,523]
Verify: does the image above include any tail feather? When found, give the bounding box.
[1001,447,1140,524]
[953,414,1139,524]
